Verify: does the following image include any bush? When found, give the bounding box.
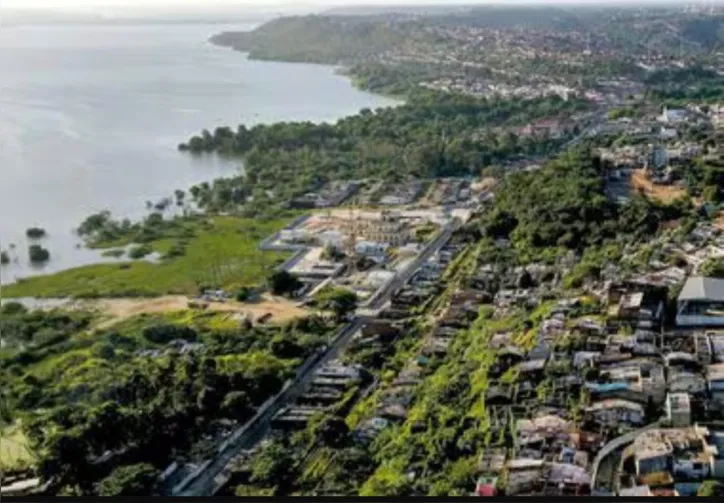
[235,287,252,302]
[101,249,125,258]
[128,244,153,260]
[26,227,47,239]
[28,244,50,263]
[142,324,198,344]
[97,463,160,496]
[1,302,27,315]
[163,243,186,259]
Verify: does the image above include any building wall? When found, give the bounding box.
[676,314,724,327]
[672,459,711,480]
[636,455,669,476]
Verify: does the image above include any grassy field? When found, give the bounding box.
[0,423,36,472]
[4,216,290,298]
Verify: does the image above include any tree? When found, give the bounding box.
[250,439,295,489]
[315,416,350,448]
[268,270,302,296]
[38,428,90,491]
[235,286,252,302]
[702,184,722,203]
[698,480,723,497]
[174,189,186,206]
[315,287,358,322]
[321,243,345,261]
[28,244,50,263]
[142,324,197,344]
[96,463,160,496]
[222,390,252,419]
[26,227,47,239]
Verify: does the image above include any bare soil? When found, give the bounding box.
[63,294,308,329]
[629,169,687,204]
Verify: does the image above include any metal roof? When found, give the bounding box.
[678,276,724,302]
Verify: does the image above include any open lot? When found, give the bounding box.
[3,217,290,298]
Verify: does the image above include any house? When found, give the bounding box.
[619,485,653,497]
[475,476,498,496]
[667,368,706,395]
[677,277,724,327]
[541,463,591,495]
[650,146,669,170]
[666,393,692,427]
[630,426,718,480]
[517,415,572,447]
[506,458,545,495]
[660,127,678,140]
[477,448,507,475]
[707,363,724,402]
[660,106,688,124]
[586,399,645,426]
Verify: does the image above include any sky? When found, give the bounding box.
[3,0,486,8]
[4,0,698,9]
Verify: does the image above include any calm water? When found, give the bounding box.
[0,23,398,283]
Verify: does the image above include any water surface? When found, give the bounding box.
[0,23,398,282]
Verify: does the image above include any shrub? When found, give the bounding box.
[28,244,50,263]
[128,244,153,260]
[26,227,47,239]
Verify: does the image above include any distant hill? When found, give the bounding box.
[210,15,416,65]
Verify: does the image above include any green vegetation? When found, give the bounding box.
[4,217,289,298]
[97,463,160,496]
[698,480,724,497]
[211,16,416,66]
[101,249,125,259]
[128,244,153,260]
[313,287,359,321]
[28,244,50,263]
[1,306,335,495]
[26,227,47,239]
[179,92,587,217]
[481,148,694,264]
[268,270,302,297]
[0,423,36,472]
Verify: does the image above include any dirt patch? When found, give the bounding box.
[629,169,687,204]
[68,294,309,329]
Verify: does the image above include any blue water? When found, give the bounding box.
[0,23,398,282]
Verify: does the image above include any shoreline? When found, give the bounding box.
[0,28,397,293]
[208,33,409,103]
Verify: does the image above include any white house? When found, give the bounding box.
[660,106,688,123]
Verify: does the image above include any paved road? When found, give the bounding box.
[178,317,365,496]
[176,217,459,496]
[367,218,459,310]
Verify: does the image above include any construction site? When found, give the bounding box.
[264,206,469,306]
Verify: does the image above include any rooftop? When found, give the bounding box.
[678,276,724,302]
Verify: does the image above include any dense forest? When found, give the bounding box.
[1,304,334,495]
[481,148,697,264]
[179,91,588,216]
